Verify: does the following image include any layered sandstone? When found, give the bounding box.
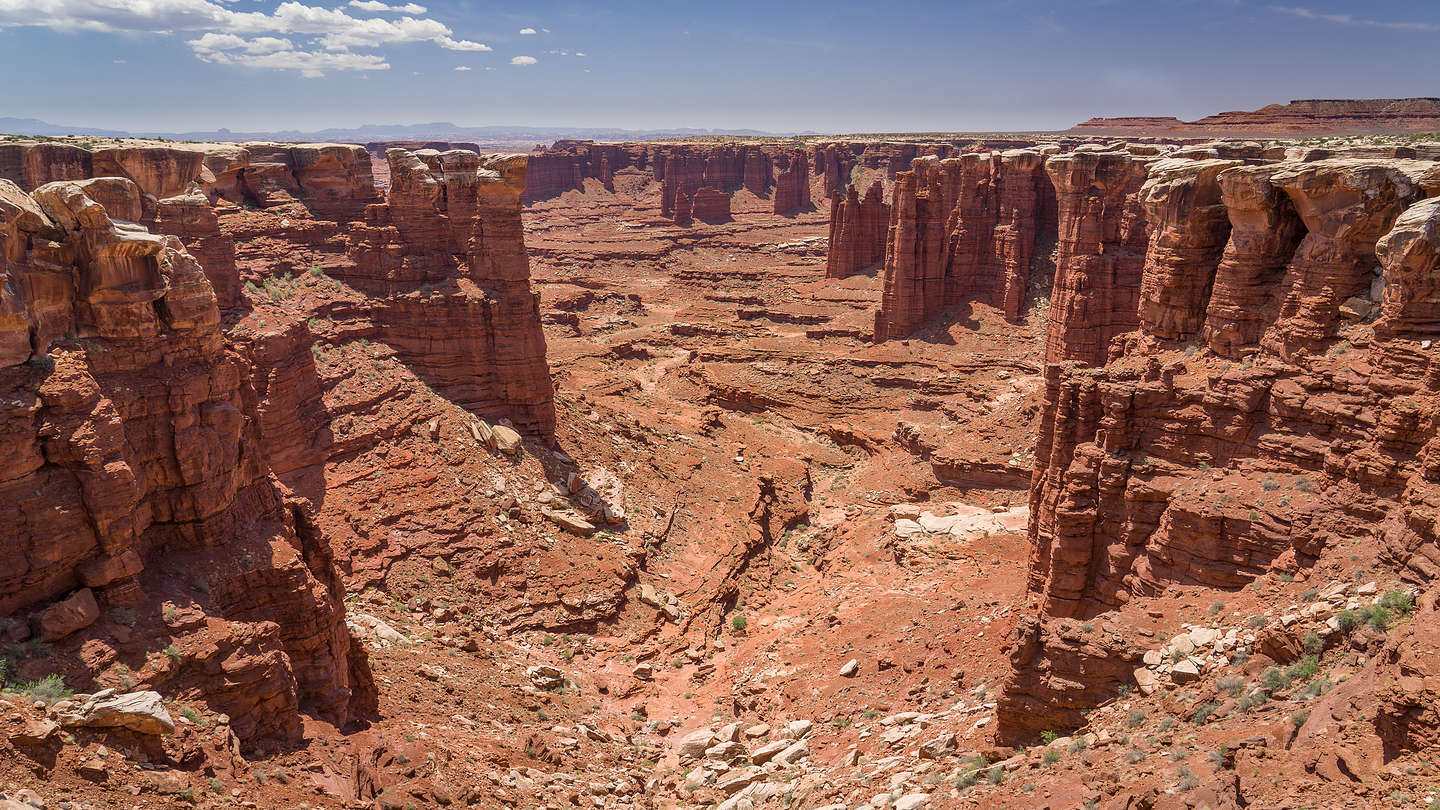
[825,180,888,278]
[772,149,811,215]
[0,177,368,745]
[1002,148,1440,742]
[0,139,557,753]
[872,149,1058,339]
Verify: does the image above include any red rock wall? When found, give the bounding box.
[344,149,556,434]
[773,149,811,215]
[825,180,888,278]
[0,177,368,746]
[872,149,1057,338]
[1003,150,1440,741]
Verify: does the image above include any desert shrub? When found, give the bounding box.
[1261,666,1290,692]
[1379,590,1415,617]
[1335,609,1360,633]
[1286,655,1321,682]
[1042,748,1061,766]
[1217,676,1245,697]
[14,673,71,703]
[1302,630,1323,653]
[1126,749,1146,764]
[1237,689,1269,712]
[1127,708,1147,728]
[1365,605,1391,631]
[1177,765,1199,791]
[730,614,747,632]
[1192,701,1222,725]
[1039,730,1059,744]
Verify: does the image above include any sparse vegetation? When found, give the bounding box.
[8,673,72,703]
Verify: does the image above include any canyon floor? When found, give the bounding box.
[3,136,1440,810]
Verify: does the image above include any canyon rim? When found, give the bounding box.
[4,2,1440,809]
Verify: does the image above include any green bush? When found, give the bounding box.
[1379,590,1415,617]
[14,673,72,703]
[730,614,747,632]
[1335,609,1359,633]
[1286,655,1321,682]
[1192,701,1222,725]
[1217,676,1245,697]
[1127,708,1147,728]
[1260,666,1290,692]
[1039,730,1059,744]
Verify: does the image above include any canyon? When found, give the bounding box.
[0,123,1438,810]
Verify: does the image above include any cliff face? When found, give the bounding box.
[825,180,888,278]
[0,138,555,749]
[872,149,1058,339]
[523,139,972,224]
[999,146,1440,740]
[355,149,556,433]
[0,177,367,746]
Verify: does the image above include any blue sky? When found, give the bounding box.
[1,0,1437,133]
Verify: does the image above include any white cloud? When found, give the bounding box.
[453,65,469,70]
[192,42,388,77]
[509,55,536,65]
[518,26,535,34]
[574,51,584,57]
[0,0,492,74]
[348,0,427,13]
[1269,5,1440,31]
[190,32,294,53]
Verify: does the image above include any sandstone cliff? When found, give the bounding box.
[0,177,369,746]
[872,149,1058,338]
[0,138,557,751]
[825,180,888,278]
[998,145,1440,741]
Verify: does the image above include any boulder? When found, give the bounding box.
[38,589,100,640]
[492,424,523,454]
[69,691,175,735]
[679,728,715,758]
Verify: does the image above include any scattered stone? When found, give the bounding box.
[750,739,790,764]
[918,733,956,759]
[541,507,596,536]
[772,739,809,765]
[838,659,859,677]
[1170,659,1202,683]
[679,729,715,758]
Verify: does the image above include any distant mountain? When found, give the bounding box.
[0,117,134,138]
[0,117,793,144]
[1070,98,1440,136]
